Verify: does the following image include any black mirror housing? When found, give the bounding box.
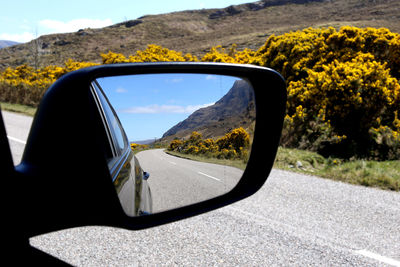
[13,62,286,237]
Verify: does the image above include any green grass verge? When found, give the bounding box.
[0,102,37,117]
[165,150,247,170]
[274,147,400,191]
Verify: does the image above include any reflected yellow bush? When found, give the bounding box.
[130,143,149,152]
[168,128,250,160]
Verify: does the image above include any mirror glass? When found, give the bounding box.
[94,73,255,216]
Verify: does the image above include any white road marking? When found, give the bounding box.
[354,250,400,266]
[7,135,26,145]
[169,161,177,165]
[197,171,221,182]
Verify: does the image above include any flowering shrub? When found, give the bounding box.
[253,27,400,159]
[1,26,399,159]
[201,44,257,64]
[0,60,98,106]
[216,127,250,152]
[168,128,250,160]
[101,44,198,64]
[63,59,99,72]
[284,52,400,159]
[130,143,149,152]
[201,26,400,159]
[168,139,183,151]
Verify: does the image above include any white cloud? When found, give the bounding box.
[171,78,183,83]
[206,75,218,80]
[1,18,113,43]
[165,78,184,84]
[0,32,34,43]
[121,103,214,114]
[39,18,113,34]
[116,87,128,93]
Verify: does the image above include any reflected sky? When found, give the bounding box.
[96,74,240,141]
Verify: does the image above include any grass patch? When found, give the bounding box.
[274,147,400,191]
[166,150,247,170]
[0,102,37,116]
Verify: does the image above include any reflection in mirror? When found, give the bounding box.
[95,73,255,216]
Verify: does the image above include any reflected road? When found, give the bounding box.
[135,149,243,213]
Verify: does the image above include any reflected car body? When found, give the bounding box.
[91,80,152,216]
[113,151,152,216]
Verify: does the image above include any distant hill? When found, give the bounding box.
[132,139,156,145]
[162,79,255,141]
[0,0,399,70]
[0,40,20,49]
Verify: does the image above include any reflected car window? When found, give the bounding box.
[92,81,127,155]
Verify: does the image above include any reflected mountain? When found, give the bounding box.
[162,79,255,140]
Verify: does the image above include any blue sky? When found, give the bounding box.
[1,0,252,43]
[96,74,240,141]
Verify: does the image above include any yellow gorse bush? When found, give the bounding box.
[130,143,149,152]
[101,44,198,64]
[201,44,258,64]
[200,27,400,159]
[0,60,99,106]
[256,27,400,159]
[1,26,399,159]
[168,128,250,160]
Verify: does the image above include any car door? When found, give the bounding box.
[90,80,152,216]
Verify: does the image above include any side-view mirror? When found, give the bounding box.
[3,62,286,242]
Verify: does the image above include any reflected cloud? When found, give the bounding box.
[166,78,184,83]
[120,103,214,114]
[116,87,128,93]
[206,75,218,80]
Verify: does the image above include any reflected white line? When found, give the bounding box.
[197,171,221,182]
[354,250,400,266]
[169,161,177,165]
[7,136,26,145]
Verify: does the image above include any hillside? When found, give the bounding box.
[0,0,399,70]
[162,79,255,141]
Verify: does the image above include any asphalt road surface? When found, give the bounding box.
[2,110,400,266]
[2,111,32,164]
[135,148,242,213]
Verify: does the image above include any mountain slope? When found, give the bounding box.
[162,79,255,141]
[0,0,399,70]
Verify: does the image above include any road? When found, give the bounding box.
[2,110,400,266]
[2,111,32,164]
[135,149,242,213]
